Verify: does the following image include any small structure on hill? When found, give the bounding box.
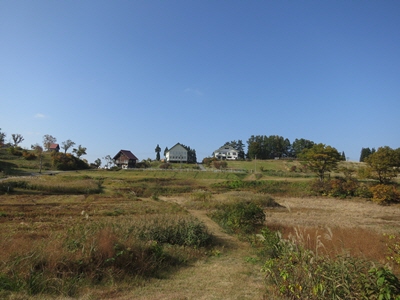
[113,150,138,169]
[49,144,60,152]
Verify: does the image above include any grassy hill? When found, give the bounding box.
[2,147,400,299]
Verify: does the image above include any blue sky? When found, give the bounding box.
[1,1,399,164]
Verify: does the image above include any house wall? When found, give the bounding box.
[214,147,238,160]
[114,151,138,168]
[166,144,188,162]
[115,154,128,165]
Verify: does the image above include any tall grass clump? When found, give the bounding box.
[0,215,213,297]
[261,227,400,299]
[1,176,102,194]
[133,215,212,248]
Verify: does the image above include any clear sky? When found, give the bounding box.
[1,1,399,164]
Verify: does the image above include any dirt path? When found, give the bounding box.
[112,199,268,300]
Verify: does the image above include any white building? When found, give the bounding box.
[165,143,188,163]
[214,145,238,160]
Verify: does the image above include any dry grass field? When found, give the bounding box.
[1,158,399,299]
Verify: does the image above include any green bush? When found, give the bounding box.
[7,147,22,156]
[51,153,89,171]
[135,215,212,247]
[211,200,265,234]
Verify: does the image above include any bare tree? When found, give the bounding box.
[61,139,75,154]
[11,134,24,147]
[103,155,114,169]
[43,134,57,151]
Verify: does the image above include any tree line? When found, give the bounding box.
[0,129,94,171]
[222,135,345,161]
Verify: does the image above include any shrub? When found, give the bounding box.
[52,153,89,170]
[211,200,265,234]
[329,177,360,198]
[22,150,36,160]
[159,163,172,169]
[355,183,373,198]
[213,160,227,170]
[370,184,400,204]
[0,216,213,297]
[386,234,400,267]
[202,157,217,167]
[309,179,332,195]
[262,230,400,299]
[309,178,360,198]
[7,147,22,156]
[135,215,212,248]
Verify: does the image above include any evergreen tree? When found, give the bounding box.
[180,144,197,163]
[360,147,372,162]
[223,140,246,159]
[155,144,161,161]
[341,151,346,161]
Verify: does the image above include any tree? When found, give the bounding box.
[72,145,87,158]
[11,134,24,147]
[103,155,114,169]
[360,147,373,162]
[246,135,291,159]
[298,143,342,181]
[94,158,102,168]
[180,144,197,163]
[155,144,161,161]
[224,140,246,159]
[291,138,315,158]
[61,139,75,154]
[0,128,6,146]
[31,143,43,173]
[43,134,57,151]
[365,146,400,184]
[341,151,346,161]
[164,147,169,158]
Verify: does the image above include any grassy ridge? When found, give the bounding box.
[2,150,400,298]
